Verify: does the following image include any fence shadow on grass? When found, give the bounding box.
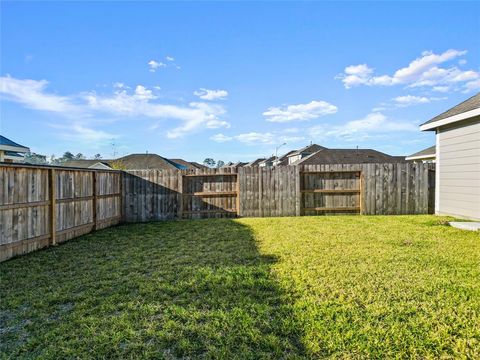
[0,219,306,358]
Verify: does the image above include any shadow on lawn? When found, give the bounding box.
[0,219,306,359]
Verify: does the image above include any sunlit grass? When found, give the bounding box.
[1,215,479,358]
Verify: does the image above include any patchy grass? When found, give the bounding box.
[1,215,479,358]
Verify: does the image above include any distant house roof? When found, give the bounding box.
[406,145,436,161]
[420,93,480,131]
[168,158,199,170]
[0,135,30,153]
[63,153,179,170]
[296,149,406,165]
[245,158,266,167]
[275,150,297,166]
[62,159,104,168]
[258,156,277,166]
[88,162,113,170]
[190,161,208,169]
[288,144,327,157]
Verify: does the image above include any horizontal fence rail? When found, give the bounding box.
[0,164,123,261]
[1,162,434,261]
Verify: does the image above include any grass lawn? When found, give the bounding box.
[1,215,479,358]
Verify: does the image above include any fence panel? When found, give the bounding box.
[0,164,123,261]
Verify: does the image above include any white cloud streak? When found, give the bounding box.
[309,112,418,142]
[194,88,229,101]
[263,100,337,122]
[337,49,480,92]
[0,75,230,140]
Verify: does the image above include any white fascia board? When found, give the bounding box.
[420,108,480,131]
[405,154,436,161]
[0,144,30,153]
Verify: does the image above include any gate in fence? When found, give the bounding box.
[300,169,363,215]
[180,172,239,219]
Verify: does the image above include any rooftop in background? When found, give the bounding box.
[421,92,480,130]
[406,145,436,161]
[0,135,30,153]
[297,148,406,165]
[62,154,201,171]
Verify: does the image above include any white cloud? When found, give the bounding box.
[148,60,166,72]
[337,49,479,92]
[210,131,306,146]
[0,75,80,113]
[463,79,480,93]
[263,100,337,122]
[85,90,230,138]
[310,112,417,142]
[166,56,175,61]
[210,133,233,142]
[194,88,228,101]
[1,75,230,139]
[393,95,431,107]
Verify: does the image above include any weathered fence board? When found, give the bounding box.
[0,164,123,261]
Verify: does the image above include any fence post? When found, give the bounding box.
[92,171,97,230]
[236,170,240,217]
[177,171,183,219]
[49,168,57,245]
[120,171,124,223]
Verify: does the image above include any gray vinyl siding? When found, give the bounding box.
[437,117,480,220]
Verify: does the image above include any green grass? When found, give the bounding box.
[1,215,479,359]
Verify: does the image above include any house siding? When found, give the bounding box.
[437,116,480,220]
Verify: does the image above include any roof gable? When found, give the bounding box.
[421,93,480,130]
[0,135,30,152]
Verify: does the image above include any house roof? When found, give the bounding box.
[276,150,297,165]
[63,153,179,170]
[245,158,266,167]
[288,144,327,156]
[168,158,200,170]
[63,159,105,168]
[0,135,30,153]
[190,161,208,169]
[406,145,436,161]
[420,93,480,130]
[258,156,277,165]
[296,149,406,165]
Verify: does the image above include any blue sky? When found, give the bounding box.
[1,1,479,162]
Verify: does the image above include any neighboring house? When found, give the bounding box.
[296,148,406,165]
[420,93,480,220]
[168,158,205,170]
[190,161,208,169]
[63,153,180,170]
[244,158,266,167]
[406,145,436,163]
[87,162,114,170]
[0,135,30,163]
[258,156,277,167]
[273,150,297,166]
[287,144,327,165]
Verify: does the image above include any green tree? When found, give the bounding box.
[203,158,216,168]
[216,160,225,168]
[94,154,102,160]
[24,152,47,165]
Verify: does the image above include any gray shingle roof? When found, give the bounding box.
[421,93,480,126]
[297,149,406,165]
[288,144,327,157]
[63,154,179,170]
[245,158,266,167]
[406,145,436,159]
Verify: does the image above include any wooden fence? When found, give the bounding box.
[0,164,122,261]
[1,162,434,261]
[125,162,435,220]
